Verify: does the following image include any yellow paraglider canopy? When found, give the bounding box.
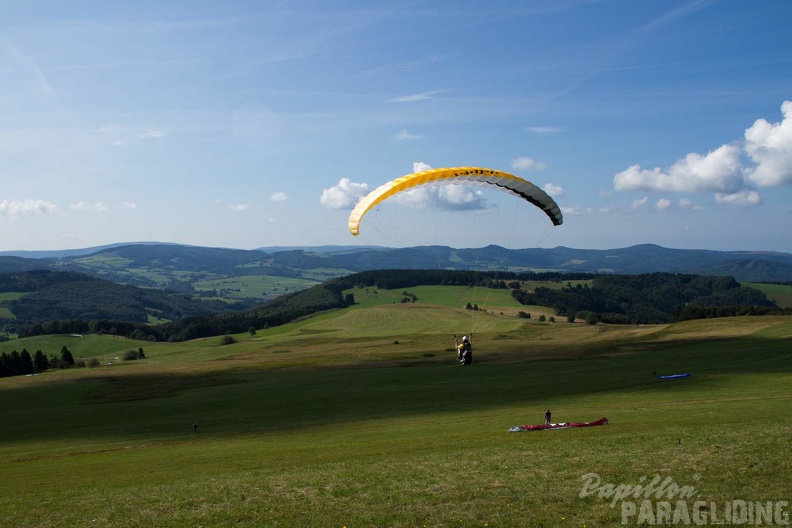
[348,167,563,236]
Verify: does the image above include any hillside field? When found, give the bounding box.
[0,293,790,527]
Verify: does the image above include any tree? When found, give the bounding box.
[20,349,34,375]
[248,326,256,336]
[33,350,49,373]
[0,352,10,377]
[60,346,75,366]
[538,314,546,322]
[138,347,145,359]
[567,313,576,323]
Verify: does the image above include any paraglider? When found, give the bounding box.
[455,334,473,365]
[348,167,563,236]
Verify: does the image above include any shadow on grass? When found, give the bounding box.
[0,333,790,447]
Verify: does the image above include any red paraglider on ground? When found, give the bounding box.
[508,417,609,432]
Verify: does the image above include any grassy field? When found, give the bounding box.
[193,276,320,300]
[1,300,790,526]
[745,282,792,308]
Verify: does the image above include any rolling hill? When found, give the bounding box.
[1,242,791,283]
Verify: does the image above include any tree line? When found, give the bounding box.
[0,346,76,378]
[511,272,785,324]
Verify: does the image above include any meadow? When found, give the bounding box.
[0,288,790,527]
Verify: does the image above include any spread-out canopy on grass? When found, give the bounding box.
[657,373,691,380]
[348,167,564,236]
[508,417,609,432]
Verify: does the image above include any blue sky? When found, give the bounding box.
[1,0,791,252]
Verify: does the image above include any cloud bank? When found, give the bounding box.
[613,100,792,206]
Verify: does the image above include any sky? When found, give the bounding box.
[1,0,791,253]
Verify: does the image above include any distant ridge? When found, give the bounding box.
[0,242,790,282]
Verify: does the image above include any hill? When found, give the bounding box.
[2,242,791,283]
[0,270,254,329]
[10,269,784,343]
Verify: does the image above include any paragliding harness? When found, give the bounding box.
[456,335,473,365]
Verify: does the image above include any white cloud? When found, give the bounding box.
[714,190,762,206]
[561,205,593,216]
[320,178,369,209]
[140,129,166,139]
[393,130,422,141]
[524,126,561,134]
[511,157,546,171]
[599,190,613,196]
[413,161,432,173]
[436,186,486,210]
[228,203,248,212]
[542,183,564,197]
[270,192,287,202]
[614,144,744,193]
[612,101,792,209]
[598,206,613,214]
[655,198,672,211]
[121,202,137,210]
[678,198,692,208]
[69,201,107,212]
[100,124,167,146]
[391,185,488,212]
[744,100,792,187]
[387,90,443,103]
[630,196,649,209]
[0,199,58,216]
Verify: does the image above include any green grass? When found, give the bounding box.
[193,275,320,300]
[744,282,792,308]
[0,334,147,360]
[1,309,791,527]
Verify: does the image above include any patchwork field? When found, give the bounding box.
[1,301,790,527]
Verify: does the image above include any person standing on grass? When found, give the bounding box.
[193,421,198,433]
[545,409,552,425]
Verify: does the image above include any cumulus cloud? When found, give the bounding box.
[320,178,369,209]
[714,190,761,206]
[744,100,792,187]
[121,202,137,210]
[678,198,693,208]
[270,192,287,202]
[0,199,57,216]
[69,201,107,212]
[228,203,248,212]
[612,101,792,207]
[390,185,488,211]
[511,157,546,171]
[413,161,432,173]
[436,186,487,210]
[655,198,672,211]
[630,196,649,209]
[542,183,564,197]
[614,145,744,193]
